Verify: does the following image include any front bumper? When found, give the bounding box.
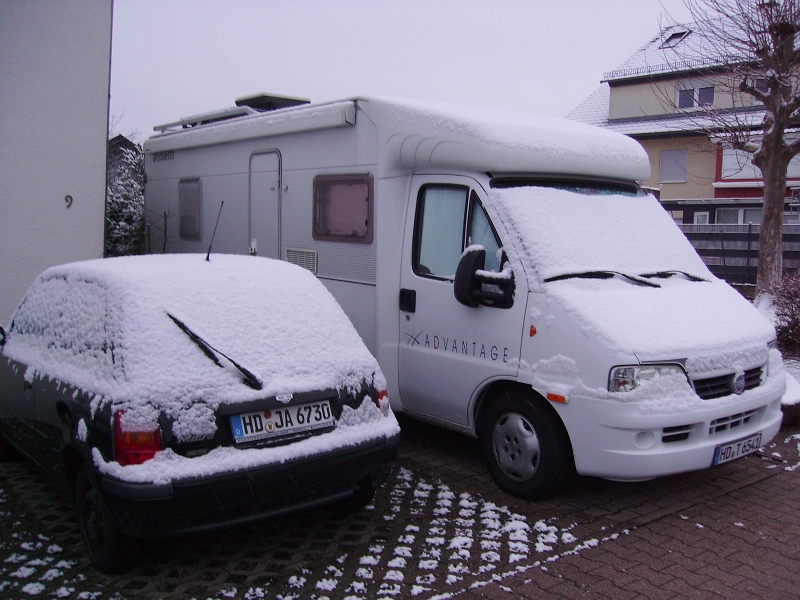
[559,385,784,481]
[100,432,400,538]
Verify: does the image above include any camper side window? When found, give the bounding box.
[468,195,501,272]
[313,174,374,244]
[178,179,203,240]
[413,185,501,280]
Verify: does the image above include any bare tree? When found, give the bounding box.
[667,0,800,299]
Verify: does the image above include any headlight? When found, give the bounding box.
[766,339,779,376]
[609,364,687,393]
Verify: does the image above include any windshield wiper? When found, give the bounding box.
[167,313,263,390]
[640,270,708,282]
[544,271,660,288]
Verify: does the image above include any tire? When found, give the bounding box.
[75,464,135,573]
[333,477,375,515]
[349,478,376,510]
[479,389,575,500]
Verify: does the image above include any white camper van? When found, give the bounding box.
[144,95,785,498]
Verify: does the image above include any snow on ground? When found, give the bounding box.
[1,356,798,598]
[0,483,116,599]
[784,359,800,395]
[2,419,800,599]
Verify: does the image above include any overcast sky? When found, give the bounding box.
[110,0,694,142]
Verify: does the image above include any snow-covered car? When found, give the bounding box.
[0,254,400,572]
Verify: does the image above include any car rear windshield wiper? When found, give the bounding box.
[167,313,263,390]
[640,270,708,282]
[544,271,660,288]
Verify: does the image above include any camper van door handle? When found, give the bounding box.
[399,288,416,313]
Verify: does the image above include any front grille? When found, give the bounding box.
[691,367,764,400]
[709,408,760,436]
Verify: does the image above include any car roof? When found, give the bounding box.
[5,254,382,408]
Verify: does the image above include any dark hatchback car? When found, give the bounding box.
[0,254,400,572]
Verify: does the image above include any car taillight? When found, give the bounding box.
[375,389,390,417]
[114,412,163,466]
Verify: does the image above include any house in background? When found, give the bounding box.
[0,1,113,323]
[568,24,800,285]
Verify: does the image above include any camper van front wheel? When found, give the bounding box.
[479,391,574,499]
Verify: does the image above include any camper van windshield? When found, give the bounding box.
[487,183,710,285]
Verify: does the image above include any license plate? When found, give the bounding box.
[230,400,334,444]
[712,432,762,466]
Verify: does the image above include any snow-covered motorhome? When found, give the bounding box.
[144,95,786,498]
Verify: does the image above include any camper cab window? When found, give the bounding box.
[178,179,203,240]
[313,174,374,243]
[414,185,501,279]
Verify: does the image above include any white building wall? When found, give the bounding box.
[0,0,113,323]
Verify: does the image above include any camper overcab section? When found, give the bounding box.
[144,96,785,498]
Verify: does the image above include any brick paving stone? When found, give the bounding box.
[1,416,798,599]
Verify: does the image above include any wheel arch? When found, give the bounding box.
[474,380,574,458]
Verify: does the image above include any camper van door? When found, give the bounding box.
[398,175,525,428]
[249,151,281,258]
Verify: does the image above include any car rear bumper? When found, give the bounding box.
[100,432,400,538]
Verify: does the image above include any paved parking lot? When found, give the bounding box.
[1,415,799,599]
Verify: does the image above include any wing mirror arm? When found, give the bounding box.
[453,247,515,309]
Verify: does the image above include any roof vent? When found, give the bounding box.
[660,30,690,49]
[235,93,311,112]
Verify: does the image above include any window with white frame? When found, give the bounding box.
[721,148,800,180]
[660,149,689,183]
[677,86,714,109]
[693,211,709,225]
[716,207,762,224]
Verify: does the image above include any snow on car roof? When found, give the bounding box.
[4,254,384,410]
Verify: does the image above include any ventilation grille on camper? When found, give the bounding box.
[285,248,318,274]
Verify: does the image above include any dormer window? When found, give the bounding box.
[660,30,690,48]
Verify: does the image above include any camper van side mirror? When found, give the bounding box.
[454,247,515,309]
[0,325,5,347]
[454,247,485,308]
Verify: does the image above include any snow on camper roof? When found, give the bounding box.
[145,96,650,182]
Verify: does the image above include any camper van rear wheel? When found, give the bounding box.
[479,390,574,500]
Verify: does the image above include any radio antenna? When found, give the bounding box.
[206,201,224,261]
